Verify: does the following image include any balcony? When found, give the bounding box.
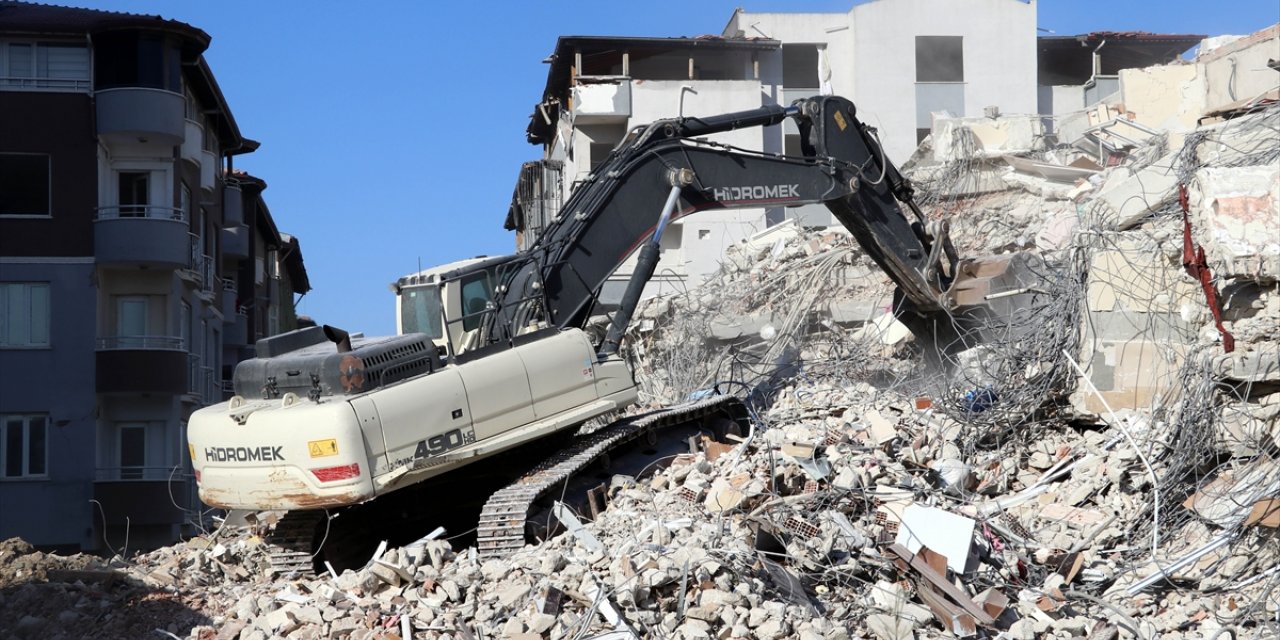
[221,224,250,260]
[181,119,204,164]
[93,473,193,526]
[179,233,216,295]
[571,78,631,123]
[95,336,187,394]
[95,87,185,144]
[221,279,238,317]
[185,355,218,402]
[224,184,244,226]
[200,150,218,191]
[94,206,190,267]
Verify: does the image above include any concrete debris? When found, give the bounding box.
[1189,164,1280,281]
[4,32,1280,640]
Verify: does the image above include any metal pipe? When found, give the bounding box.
[598,184,683,357]
[675,104,798,138]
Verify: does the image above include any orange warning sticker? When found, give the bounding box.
[833,110,848,131]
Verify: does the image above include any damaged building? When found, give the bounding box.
[507,1,1204,307]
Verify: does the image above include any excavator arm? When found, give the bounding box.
[497,96,958,347]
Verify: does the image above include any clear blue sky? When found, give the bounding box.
[81,0,1280,336]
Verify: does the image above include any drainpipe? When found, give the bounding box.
[1090,39,1107,82]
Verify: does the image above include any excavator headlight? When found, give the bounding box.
[311,463,361,483]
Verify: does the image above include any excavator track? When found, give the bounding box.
[265,510,325,576]
[476,394,748,559]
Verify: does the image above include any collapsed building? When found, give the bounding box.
[2,23,1279,640]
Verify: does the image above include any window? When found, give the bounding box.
[116,296,148,348]
[118,172,149,216]
[93,33,181,92]
[0,283,50,347]
[180,184,191,221]
[2,42,90,90]
[117,423,147,480]
[2,415,47,478]
[459,270,495,332]
[400,285,444,340]
[0,153,51,216]
[203,123,219,154]
[916,36,965,138]
[184,84,200,121]
[782,44,820,88]
[916,36,964,82]
[589,142,616,172]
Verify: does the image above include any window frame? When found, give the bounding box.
[117,422,148,481]
[1,414,49,480]
[0,152,52,218]
[0,282,51,348]
[1,40,91,92]
[915,35,965,83]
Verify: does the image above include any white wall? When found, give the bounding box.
[1199,25,1280,112]
[730,1,1038,163]
[850,0,1038,161]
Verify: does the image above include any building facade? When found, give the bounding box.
[0,2,309,551]
[511,0,1039,301]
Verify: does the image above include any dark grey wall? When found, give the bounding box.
[0,261,98,549]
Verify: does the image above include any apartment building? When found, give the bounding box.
[510,0,1038,301]
[0,2,309,551]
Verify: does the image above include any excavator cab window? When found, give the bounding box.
[399,285,444,340]
[442,266,500,357]
[459,271,495,332]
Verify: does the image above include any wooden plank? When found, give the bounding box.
[915,582,977,637]
[887,544,995,625]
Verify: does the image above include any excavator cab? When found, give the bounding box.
[394,255,515,358]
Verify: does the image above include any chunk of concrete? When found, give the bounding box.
[1189,164,1280,280]
[933,115,1045,162]
[1093,152,1180,229]
[894,504,976,574]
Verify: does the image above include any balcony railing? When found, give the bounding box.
[95,87,185,143]
[95,205,185,221]
[184,233,215,292]
[200,150,217,190]
[186,355,218,401]
[2,75,91,91]
[200,256,214,293]
[181,118,204,163]
[96,335,185,350]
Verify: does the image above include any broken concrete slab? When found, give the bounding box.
[933,115,1046,162]
[1189,164,1280,281]
[894,504,976,574]
[1093,151,1181,229]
